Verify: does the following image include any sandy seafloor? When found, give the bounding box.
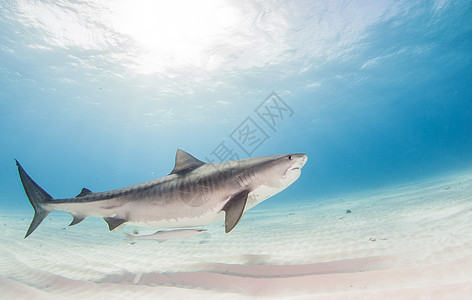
[1,171,472,299]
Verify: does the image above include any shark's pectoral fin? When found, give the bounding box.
[222,190,249,233]
[69,214,86,226]
[104,217,127,231]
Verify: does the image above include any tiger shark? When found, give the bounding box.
[16,149,307,238]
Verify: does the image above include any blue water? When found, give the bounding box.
[0,0,471,213]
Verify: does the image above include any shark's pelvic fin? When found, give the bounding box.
[15,160,54,238]
[222,190,249,233]
[75,188,93,197]
[104,217,127,231]
[69,215,86,226]
[170,149,205,174]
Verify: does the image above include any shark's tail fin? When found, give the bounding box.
[16,160,54,238]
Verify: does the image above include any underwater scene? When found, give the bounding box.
[1,0,472,299]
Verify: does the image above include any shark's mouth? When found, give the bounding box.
[289,155,307,172]
[288,162,305,172]
[283,167,302,185]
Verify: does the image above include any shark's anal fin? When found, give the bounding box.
[222,190,249,233]
[76,188,93,198]
[69,215,86,226]
[104,217,127,231]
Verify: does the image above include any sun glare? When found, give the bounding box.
[110,0,241,74]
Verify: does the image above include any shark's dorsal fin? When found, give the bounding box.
[170,149,205,174]
[76,188,93,198]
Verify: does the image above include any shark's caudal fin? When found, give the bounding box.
[16,160,54,238]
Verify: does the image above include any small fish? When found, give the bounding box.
[125,228,207,244]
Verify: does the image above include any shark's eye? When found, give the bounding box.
[288,155,292,160]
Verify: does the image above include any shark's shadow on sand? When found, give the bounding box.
[97,256,396,294]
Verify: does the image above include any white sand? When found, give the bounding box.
[1,171,472,299]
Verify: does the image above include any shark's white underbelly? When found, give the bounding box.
[128,210,226,228]
[130,184,294,229]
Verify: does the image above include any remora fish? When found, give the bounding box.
[16,149,307,238]
[124,228,207,243]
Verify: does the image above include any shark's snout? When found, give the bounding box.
[278,153,307,183]
[289,153,307,170]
